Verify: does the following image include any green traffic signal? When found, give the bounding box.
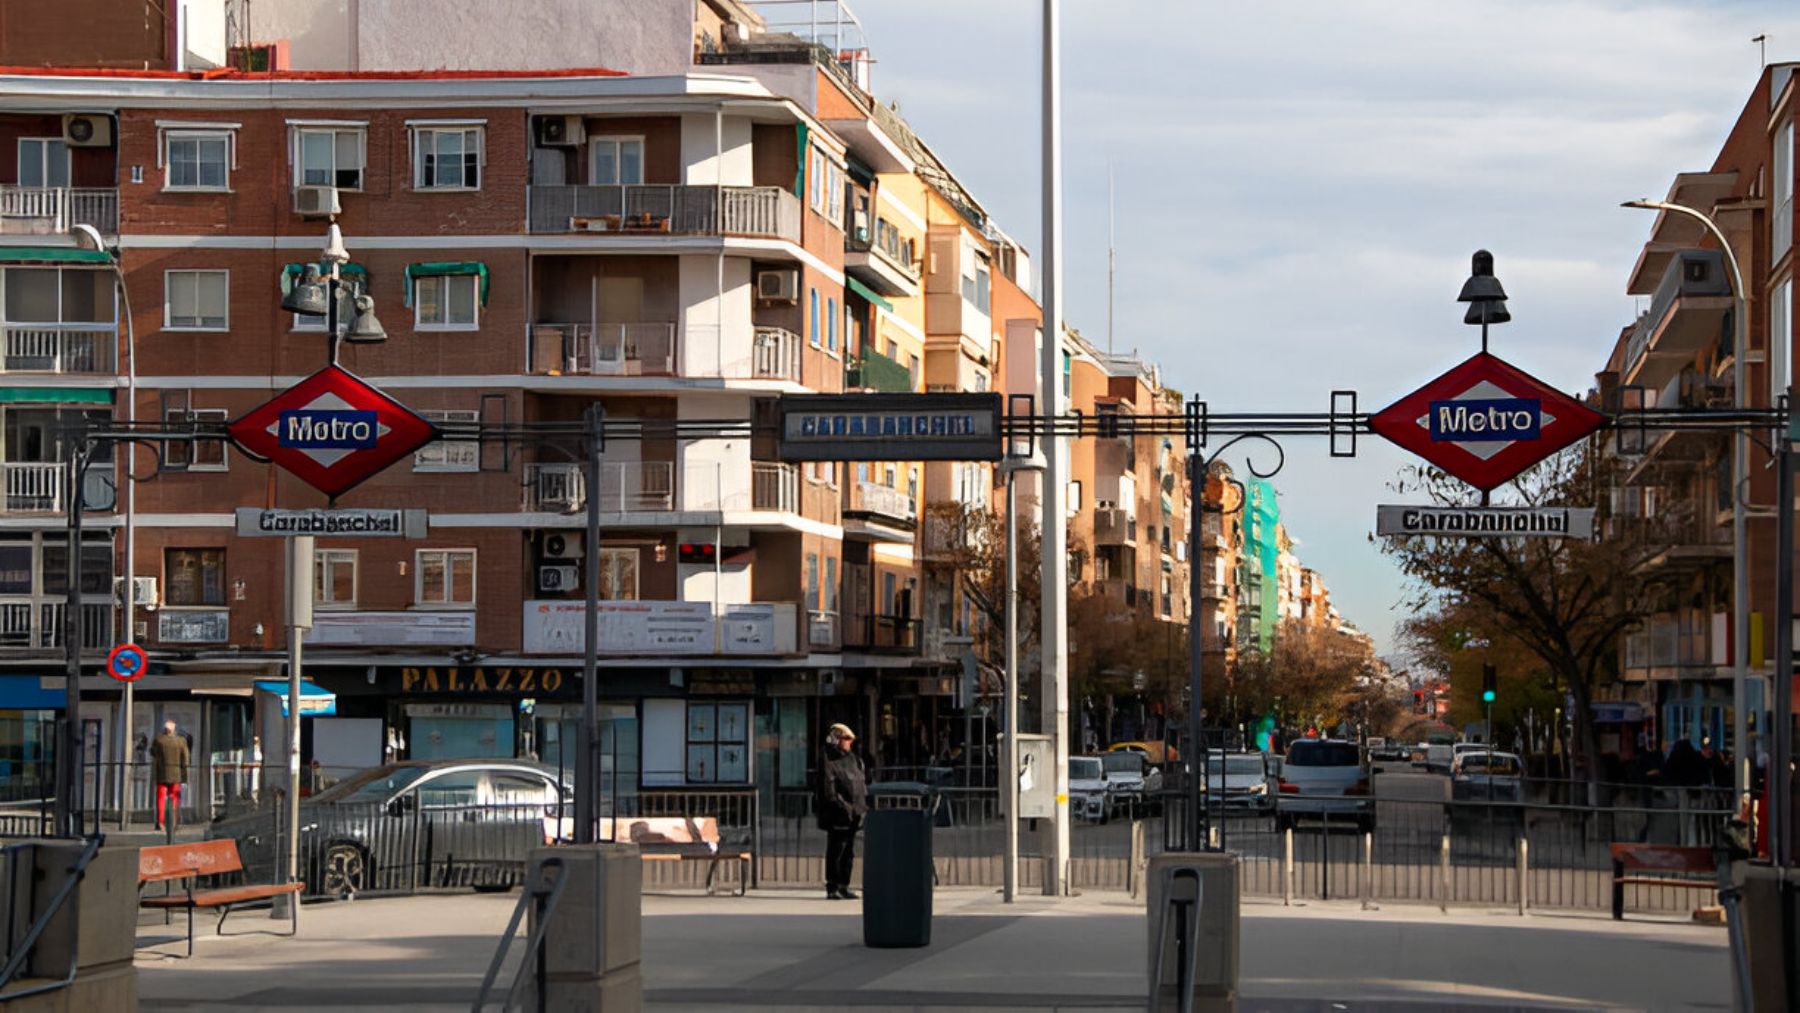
[1482,689,1496,703]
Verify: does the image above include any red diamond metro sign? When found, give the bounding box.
[229,366,437,498]
[1369,352,1604,492]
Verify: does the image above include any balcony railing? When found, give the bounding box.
[524,461,675,513]
[528,323,675,376]
[4,462,64,514]
[843,613,921,653]
[752,462,799,512]
[845,348,912,393]
[752,326,802,382]
[0,600,112,650]
[528,185,801,241]
[854,481,915,522]
[1094,506,1136,546]
[3,325,116,375]
[806,609,840,651]
[0,186,118,236]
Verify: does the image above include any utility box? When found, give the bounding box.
[1013,734,1054,820]
[1145,852,1240,1013]
[1735,861,1799,1012]
[527,843,642,1011]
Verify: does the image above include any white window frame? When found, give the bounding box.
[16,138,68,189]
[165,407,229,471]
[162,269,229,332]
[162,130,234,192]
[414,409,480,472]
[413,125,484,191]
[588,135,644,186]
[414,274,480,331]
[314,548,358,609]
[808,147,826,213]
[1776,119,1795,261]
[293,126,365,191]
[415,548,477,609]
[597,546,640,601]
[1774,277,1793,406]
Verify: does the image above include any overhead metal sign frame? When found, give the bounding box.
[776,392,1004,462]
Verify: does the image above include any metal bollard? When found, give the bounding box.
[1516,836,1528,916]
[1361,832,1374,911]
[1439,833,1451,914]
[1128,820,1145,900]
[1282,827,1293,907]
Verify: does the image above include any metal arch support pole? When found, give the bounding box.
[1004,468,1019,903]
[1187,452,1205,853]
[1038,0,1070,896]
[57,440,86,838]
[576,404,604,845]
[111,252,137,832]
[1773,422,1794,867]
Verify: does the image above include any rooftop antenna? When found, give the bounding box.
[1107,162,1115,357]
[1754,34,1767,68]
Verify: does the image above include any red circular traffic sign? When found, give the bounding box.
[106,643,147,683]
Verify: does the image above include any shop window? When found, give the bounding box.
[683,701,750,784]
[165,548,225,606]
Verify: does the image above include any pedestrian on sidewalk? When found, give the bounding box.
[152,720,190,831]
[818,722,867,900]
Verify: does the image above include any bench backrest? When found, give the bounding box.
[1609,843,1715,873]
[592,815,722,846]
[139,839,244,883]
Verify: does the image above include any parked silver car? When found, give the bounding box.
[1206,751,1276,814]
[1069,755,1114,822]
[1275,739,1373,832]
[1100,750,1163,813]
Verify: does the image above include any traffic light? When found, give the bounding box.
[1481,663,1497,705]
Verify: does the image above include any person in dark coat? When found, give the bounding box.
[817,723,868,900]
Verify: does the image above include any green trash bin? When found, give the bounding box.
[863,781,934,948]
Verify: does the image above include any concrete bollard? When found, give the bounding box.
[527,843,642,1011]
[1517,837,1528,916]
[1361,832,1374,911]
[1282,827,1293,907]
[1439,833,1451,914]
[1145,852,1240,1013]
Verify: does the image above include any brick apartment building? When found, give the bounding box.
[1598,61,1800,760]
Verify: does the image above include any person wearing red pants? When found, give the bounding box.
[151,720,190,831]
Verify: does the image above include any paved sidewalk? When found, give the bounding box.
[135,888,1730,1012]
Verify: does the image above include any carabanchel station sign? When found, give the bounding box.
[1375,505,1596,539]
[778,392,1003,462]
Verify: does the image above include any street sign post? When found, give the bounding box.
[105,643,146,683]
[1369,352,1604,492]
[228,365,437,498]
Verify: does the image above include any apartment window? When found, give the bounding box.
[415,409,479,471]
[825,162,844,229]
[597,547,640,601]
[16,138,68,188]
[824,557,838,614]
[165,548,225,606]
[1061,350,1072,398]
[163,270,228,331]
[314,549,357,608]
[808,147,826,213]
[296,127,364,190]
[414,126,482,190]
[1068,480,1082,513]
[826,297,837,353]
[884,466,896,487]
[3,267,112,327]
[1774,278,1793,403]
[809,288,820,347]
[856,463,868,483]
[804,553,820,611]
[908,354,920,388]
[973,370,988,392]
[164,131,231,190]
[415,274,479,330]
[416,549,476,607]
[1777,120,1795,260]
[590,136,644,185]
[163,408,228,471]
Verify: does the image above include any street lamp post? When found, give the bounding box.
[1001,448,1044,904]
[1621,200,1751,808]
[1039,0,1071,896]
[69,224,135,830]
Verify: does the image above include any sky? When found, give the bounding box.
[841,0,1798,663]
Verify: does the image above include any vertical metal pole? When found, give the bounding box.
[58,448,84,838]
[113,255,136,832]
[1187,455,1204,852]
[284,533,312,916]
[1038,0,1070,896]
[1004,470,1019,903]
[1731,279,1751,810]
[1773,428,1794,866]
[576,404,603,845]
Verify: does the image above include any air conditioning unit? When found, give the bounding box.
[536,115,586,148]
[756,269,800,303]
[62,114,112,148]
[538,565,579,593]
[114,576,160,610]
[542,532,582,560]
[293,185,340,218]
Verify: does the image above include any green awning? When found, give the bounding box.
[0,247,112,265]
[280,261,368,295]
[794,123,809,198]
[0,387,112,404]
[845,276,894,313]
[404,261,489,307]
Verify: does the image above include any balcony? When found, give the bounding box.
[1094,506,1136,546]
[0,600,112,651]
[1630,499,1732,573]
[1624,610,1720,679]
[843,613,921,654]
[1622,250,1733,387]
[1624,371,1731,473]
[845,348,912,393]
[0,187,118,236]
[806,610,841,652]
[521,599,800,655]
[528,323,675,377]
[845,215,921,296]
[524,461,675,513]
[751,326,803,383]
[3,325,116,375]
[528,185,801,242]
[851,481,915,525]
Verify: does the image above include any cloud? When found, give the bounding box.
[851,0,1796,657]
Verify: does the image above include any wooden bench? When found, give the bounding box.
[139,839,306,956]
[1609,843,1718,921]
[598,816,750,896]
